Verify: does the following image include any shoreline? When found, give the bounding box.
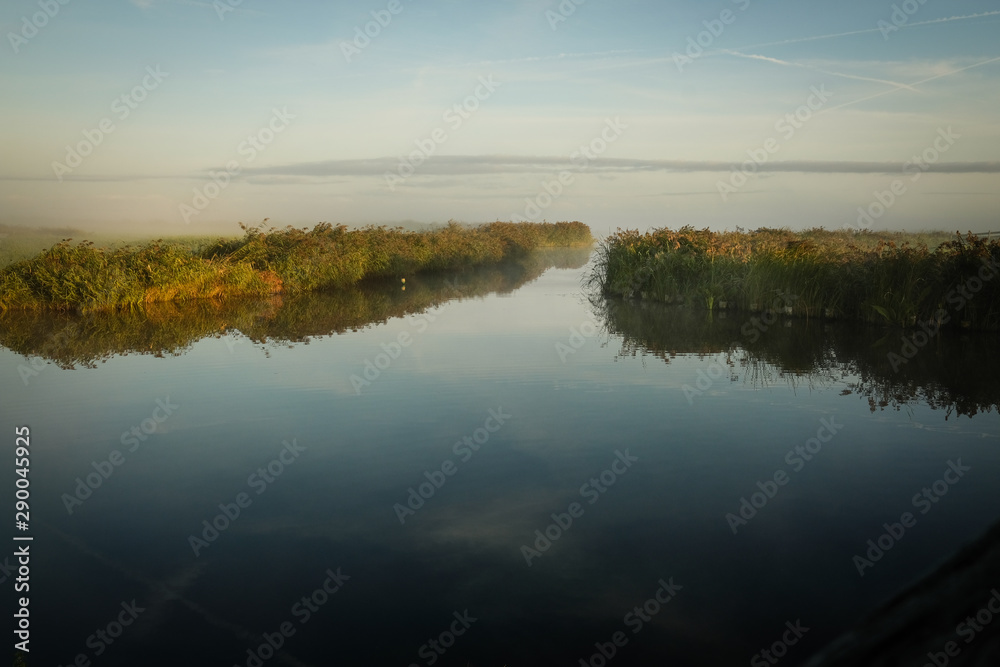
[589,226,1000,331]
[0,221,592,312]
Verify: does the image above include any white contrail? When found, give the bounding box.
[722,50,922,92]
[729,10,1000,51]
[903,10,1000,29]
[816,70,922,92]
[466,49,641,67]
[823,54,1000,113]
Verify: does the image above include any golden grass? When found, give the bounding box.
[0,221,592,311]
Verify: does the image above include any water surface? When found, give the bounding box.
[2,249,999,666]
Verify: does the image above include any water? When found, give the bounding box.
[2,249,999,666]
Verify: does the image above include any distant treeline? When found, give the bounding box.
[0,221,592,311]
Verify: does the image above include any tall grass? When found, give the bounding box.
[0,247,593,366]
[590,226,1000,330]
[0,221,591,311]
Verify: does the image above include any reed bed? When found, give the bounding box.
[0,221,591,311]
[590,227,1000,330]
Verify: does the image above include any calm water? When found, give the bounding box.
[3,250,999,666]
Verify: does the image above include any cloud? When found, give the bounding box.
[234,155,1000,182]
[8,156,998,185]
[922,191,1000,196]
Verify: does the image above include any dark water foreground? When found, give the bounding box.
[2,249,998,666]
[804,516,1000,666]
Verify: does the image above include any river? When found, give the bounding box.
[2,248,998,666]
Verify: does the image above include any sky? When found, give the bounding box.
[1,0,998,237]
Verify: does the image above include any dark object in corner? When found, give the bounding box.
[804,520,1000,666]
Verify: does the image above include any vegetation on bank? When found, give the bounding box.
[0,247,593,367]
[0,224,144,268]
[590,227,1000,330]
[0,221,591,311]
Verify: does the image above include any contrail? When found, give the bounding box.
[823,54,1000,113]
[722,50,922,92]
[728,10,1000,51]
[466,49,641,67]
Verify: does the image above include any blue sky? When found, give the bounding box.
[1,0,998,236]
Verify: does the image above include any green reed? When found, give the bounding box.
[590,226,1000,330]
[0,221,592,311]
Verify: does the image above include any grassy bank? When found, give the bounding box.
[590,227,1000,330]
[0,247,593,367]
[0,221,591,311]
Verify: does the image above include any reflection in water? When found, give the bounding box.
[595,297,1000,419]
[5,248,1000,666]
[0,247,591,368]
